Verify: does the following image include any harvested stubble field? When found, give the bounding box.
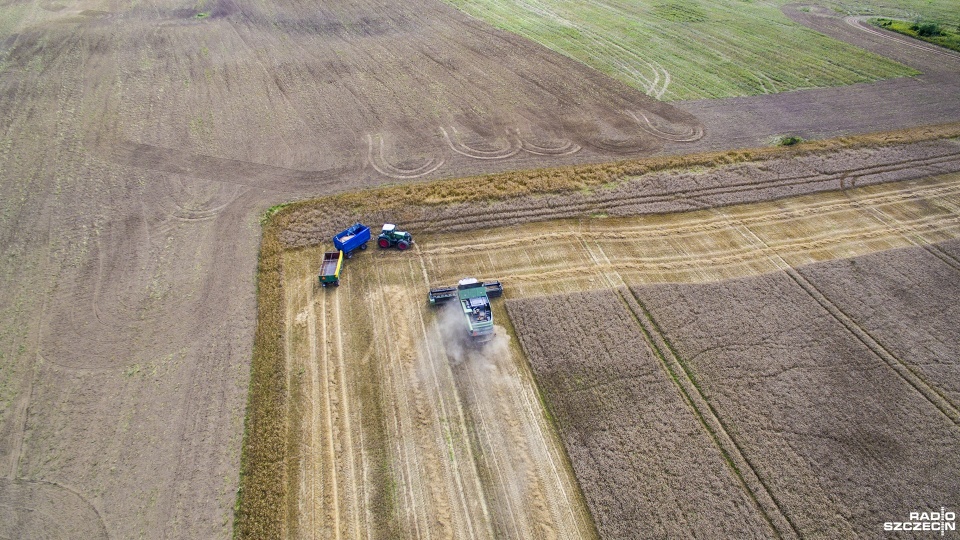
[278,245,596,539]
[262,170,960,537]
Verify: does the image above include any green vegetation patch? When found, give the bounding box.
[825,0,959,28]
[439,0,916,100]
[871,18,960,53]
[653,2,706,23]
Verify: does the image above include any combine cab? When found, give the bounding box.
[429,278,503,342]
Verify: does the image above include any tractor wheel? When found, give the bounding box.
[333,280,340,287]
[360,243,368,250]
[378,238,390,248]
[397,240,410,251]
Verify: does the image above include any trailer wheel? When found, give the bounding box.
[378,238,390,248]
[397,240,409,250]
[360,243,368,250]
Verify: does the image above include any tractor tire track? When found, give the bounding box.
[402,256,489,540]
[421,177,960,289]
[849,193,960,274]
[844,16,960,62]
[332,289,365,540]
[318,288,343,539]
[372,260,483,539]
[786,268,960,425]
[368,264,434,538]
[733,222,960,425]
[617,288,800,539]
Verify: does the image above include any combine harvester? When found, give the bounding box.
[429,278,504,343]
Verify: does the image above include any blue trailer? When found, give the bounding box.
[333,223,371,258]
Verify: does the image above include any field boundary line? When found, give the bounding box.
[617,288,800,539]
[734,220,960,425]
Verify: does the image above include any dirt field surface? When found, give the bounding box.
[278,174,960,537]
[2,0,960,535]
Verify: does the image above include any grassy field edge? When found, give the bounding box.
[871,18,960,53]
[234,218,288,540]
[233,121,960,538]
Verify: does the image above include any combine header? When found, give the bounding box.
[429,278,503,342]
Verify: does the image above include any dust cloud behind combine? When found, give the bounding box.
[427,303,511,368]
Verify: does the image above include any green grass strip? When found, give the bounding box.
[871,18,960,53]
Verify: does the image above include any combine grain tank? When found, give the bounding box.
[429,278,504,342]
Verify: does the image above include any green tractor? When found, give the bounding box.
[377,223,413,250]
